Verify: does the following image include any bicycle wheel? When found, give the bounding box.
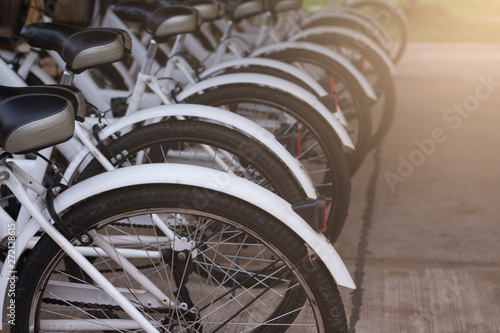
[259,47,372,173]
[300,10,391,58]
[205,62,370,162]
[296,32,396,149]
[184,84,350,242]
[14,184,347,332]
[69,119,313,306]
[74,119,307,205]
[348,0,408,64]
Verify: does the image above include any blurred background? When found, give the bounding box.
[404,0,500,42]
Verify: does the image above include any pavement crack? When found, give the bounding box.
[348,147,382,333]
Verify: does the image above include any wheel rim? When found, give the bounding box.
[28,208,327,332]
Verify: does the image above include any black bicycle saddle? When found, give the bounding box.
[0,85,85,154]
[218,0,265,22]
[113,2,201,42]
[154,0,225,22]
[20,23,131,74]
[265,0,302,13]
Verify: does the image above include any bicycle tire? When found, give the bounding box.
[14,184,348,332]
[301,11,390,58]
[296,32,396,149]
[183,84,351,242]
[260,47,372,172]
[349,0,408,64]
[75,119,307,205]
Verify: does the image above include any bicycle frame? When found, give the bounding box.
[99,9,334,98]
[0,161,355,329]
[2,8,356,158]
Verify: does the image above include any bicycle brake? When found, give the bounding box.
[45,184,93,246]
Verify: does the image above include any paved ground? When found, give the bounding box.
[336,42,500,333]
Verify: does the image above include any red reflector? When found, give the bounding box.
[297,130,301,156]
[322,196,326,232]
[362,57,366,73]
[330,75,334,93]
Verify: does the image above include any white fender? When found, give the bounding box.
[96,104,318,199]
[199,57,328,96]
[288,27,396,75]
[176,73,355,149]
[322,6,392,44]
[250,41,378,101]
[300,10,389,50]
[53,163,356,289]
[199,58,350,126]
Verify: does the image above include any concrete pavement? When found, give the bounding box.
[336,42,500,333]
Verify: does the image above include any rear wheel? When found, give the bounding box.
[14,184,348,332]
[297,32,396,149]
[184,84,351,242]
[349,0,408,64]
[75,119,307,205]
[261,48,372,174]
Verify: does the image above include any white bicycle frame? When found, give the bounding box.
[181,21,378,125]
[17,49,356,155]
[0,161,355,330]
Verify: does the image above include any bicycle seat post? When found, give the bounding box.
[220,20,234,42]
[141,39,159,75]
[170,34,186,57]
[60,69,75,85]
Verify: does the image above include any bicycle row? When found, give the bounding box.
[0,0,406,331]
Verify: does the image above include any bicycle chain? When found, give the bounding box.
[110,221,156,229]
[41,298,202,331]
[42,297,169,314]
[98,262,159,274]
